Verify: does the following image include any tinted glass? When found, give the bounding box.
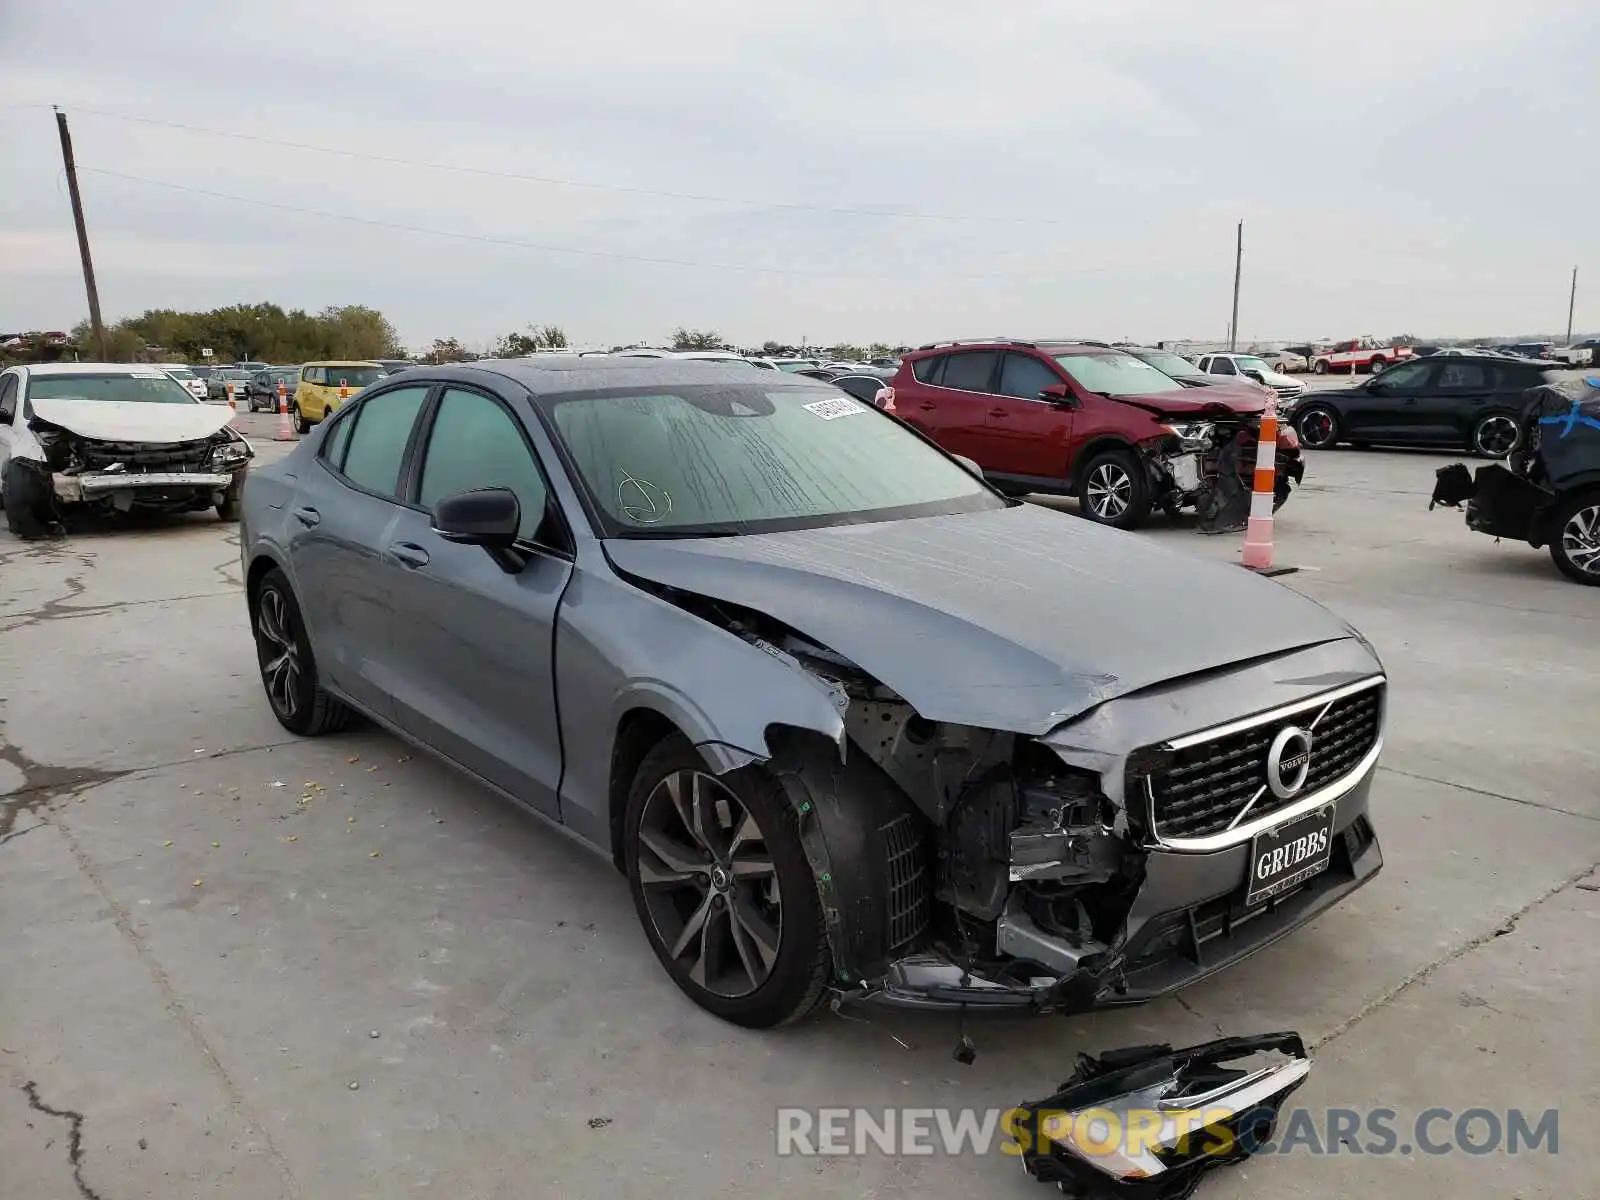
[419,389,550,540]
[1053,354,1185,395]
[339,386,428,497]
[1436,362,1491,390]
[323,409,355,469]
[833,376,886,403]
[1135,349,1203,377]
[997,353,1062,399]
[302,367,322,384]
[940,351,998,392]
[28,372,198,405]
[912,355,944,384]
[0,376,17,421]
[1209,357,1238,375]
[546,384,1002,536]
[1374,360,1431,390]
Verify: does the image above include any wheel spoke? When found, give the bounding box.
[690,773,729,860]
[729,895,780,972]
[638,829,707,881]
[670,890,714,961]
[728,854,775,879]
[726,906,766,990]
[727,810,762,855]
[687,901,728,989]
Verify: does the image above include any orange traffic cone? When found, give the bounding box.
[1241,394,1294,574]
[274,380,296,441]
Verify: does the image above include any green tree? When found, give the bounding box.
[494,324,571,357]
[421,337,471,364]
[670,327,723,351]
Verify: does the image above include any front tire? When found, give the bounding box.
[1470,412,1520,459]
[1294,404,1341,450]
[1313,359,1329,375]
[292,404,311,435]
[251,568,355,735]
[624,736,830,1028]
[1549,493,1600,586]
[1075,448,1151,529]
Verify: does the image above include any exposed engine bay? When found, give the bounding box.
[1148,415,1303,533]
[19,417,250,519]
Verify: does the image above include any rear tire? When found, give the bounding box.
[2,460,49,539]
[1075,448,1151,529]
[1369,357,1387,374]
[251,568,355,735]
[1548,492,1600,586]
[623,736,830,1028]
[293,404,311,435]
[1470,412,1520,459]
[1313,359,1329,375]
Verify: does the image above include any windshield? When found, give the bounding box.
[165,367,197,379]
[774,360,817,372]
[220,369,253,380]
[1132,349,1204,377]
[1234,356,1272,373]
[1053,353,1185,396]
[544,384,1004,537]
[30,372,199,405]
[322,366,386,387]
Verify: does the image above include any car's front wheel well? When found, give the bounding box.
[1069,435,1140,485]
[608,707,685,870]
[245,555,283,617]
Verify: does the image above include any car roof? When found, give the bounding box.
[304,359,383,367]
[419,356,838,396]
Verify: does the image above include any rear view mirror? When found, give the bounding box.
[1039,382,1073,404]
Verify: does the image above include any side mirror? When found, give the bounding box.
[1244,369,1266,383]
[433,487,525,573]
[951,454,984,478]
[1039,382,1074,405]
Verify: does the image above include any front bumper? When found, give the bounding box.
[52,469,239,503]
[861,750,1381,1015]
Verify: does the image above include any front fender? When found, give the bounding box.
[555,563,847,843]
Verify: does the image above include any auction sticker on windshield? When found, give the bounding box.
[803,397,868,420]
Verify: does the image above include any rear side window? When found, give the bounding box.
[912,355,944,384]
[940,351,998,392]
[338,386,429,498]
[322,409,356,468]
[1436,362,1491,391]
[417,388,550,541]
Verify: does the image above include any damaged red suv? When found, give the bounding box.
[885,339,1303,529]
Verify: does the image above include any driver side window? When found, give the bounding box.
[417,388,552,543]
[1372,360,1432,391]
[1209,357,1237,375]
[0,375,17,424]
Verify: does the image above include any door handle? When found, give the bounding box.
[293,505,320,527]
[388,542,430,569]
[988,407,1009,417]
[918,401,937,411]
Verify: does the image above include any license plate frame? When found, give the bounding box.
[1244,806,1335,908]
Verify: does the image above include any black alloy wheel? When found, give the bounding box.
[1470,413,1520,459]
[1295,405,1341,450]
[251,569,354,735]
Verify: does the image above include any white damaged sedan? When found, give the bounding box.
[0,363,254,537]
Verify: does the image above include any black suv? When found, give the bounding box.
[1291,355,1572,457]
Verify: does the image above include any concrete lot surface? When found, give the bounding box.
[2,413,1596,1198]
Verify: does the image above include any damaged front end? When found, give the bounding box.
[657,586,1385,1020]
[1146,415,1304,531]
[1015,1033,1311,1197]
[27,416,251,516]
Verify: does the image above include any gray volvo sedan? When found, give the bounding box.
[240,357,1386,1028]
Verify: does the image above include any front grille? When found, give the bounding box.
[78,438,213,471]
[1142,682,1383,841]
[881,813,931,951]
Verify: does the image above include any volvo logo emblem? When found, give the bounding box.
[1266,726,1313,799]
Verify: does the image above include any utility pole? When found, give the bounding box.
[54,107,107,360]
[1228,220,1243,351]
[1566,266,1578,345]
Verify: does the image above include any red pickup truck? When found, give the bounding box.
[1311,338,1414,376]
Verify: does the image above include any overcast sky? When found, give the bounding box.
[2,0,1595,351]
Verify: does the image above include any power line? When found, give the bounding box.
[71,106,1071,227]
[82,168,1109,281]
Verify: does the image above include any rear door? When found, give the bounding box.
[0,373,20,474]
[912,350,998,461]
[979,351,1075,480]
[379,384,571,818]
[285,383,432,718]
[1424,358,1496,445]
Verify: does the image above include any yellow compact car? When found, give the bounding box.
[293,361,387,432]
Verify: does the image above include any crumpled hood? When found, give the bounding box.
[28,398,233,443]
[606,503,1354,735]
[1112,385,1267,418]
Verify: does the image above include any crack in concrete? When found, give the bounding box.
[1310,860,1600,1054]
[21,1079,106,1200]
[1173,993,1226,1039]
[0,587,242,633]
[1377,765,1599,823]
[50,819,305,1199]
